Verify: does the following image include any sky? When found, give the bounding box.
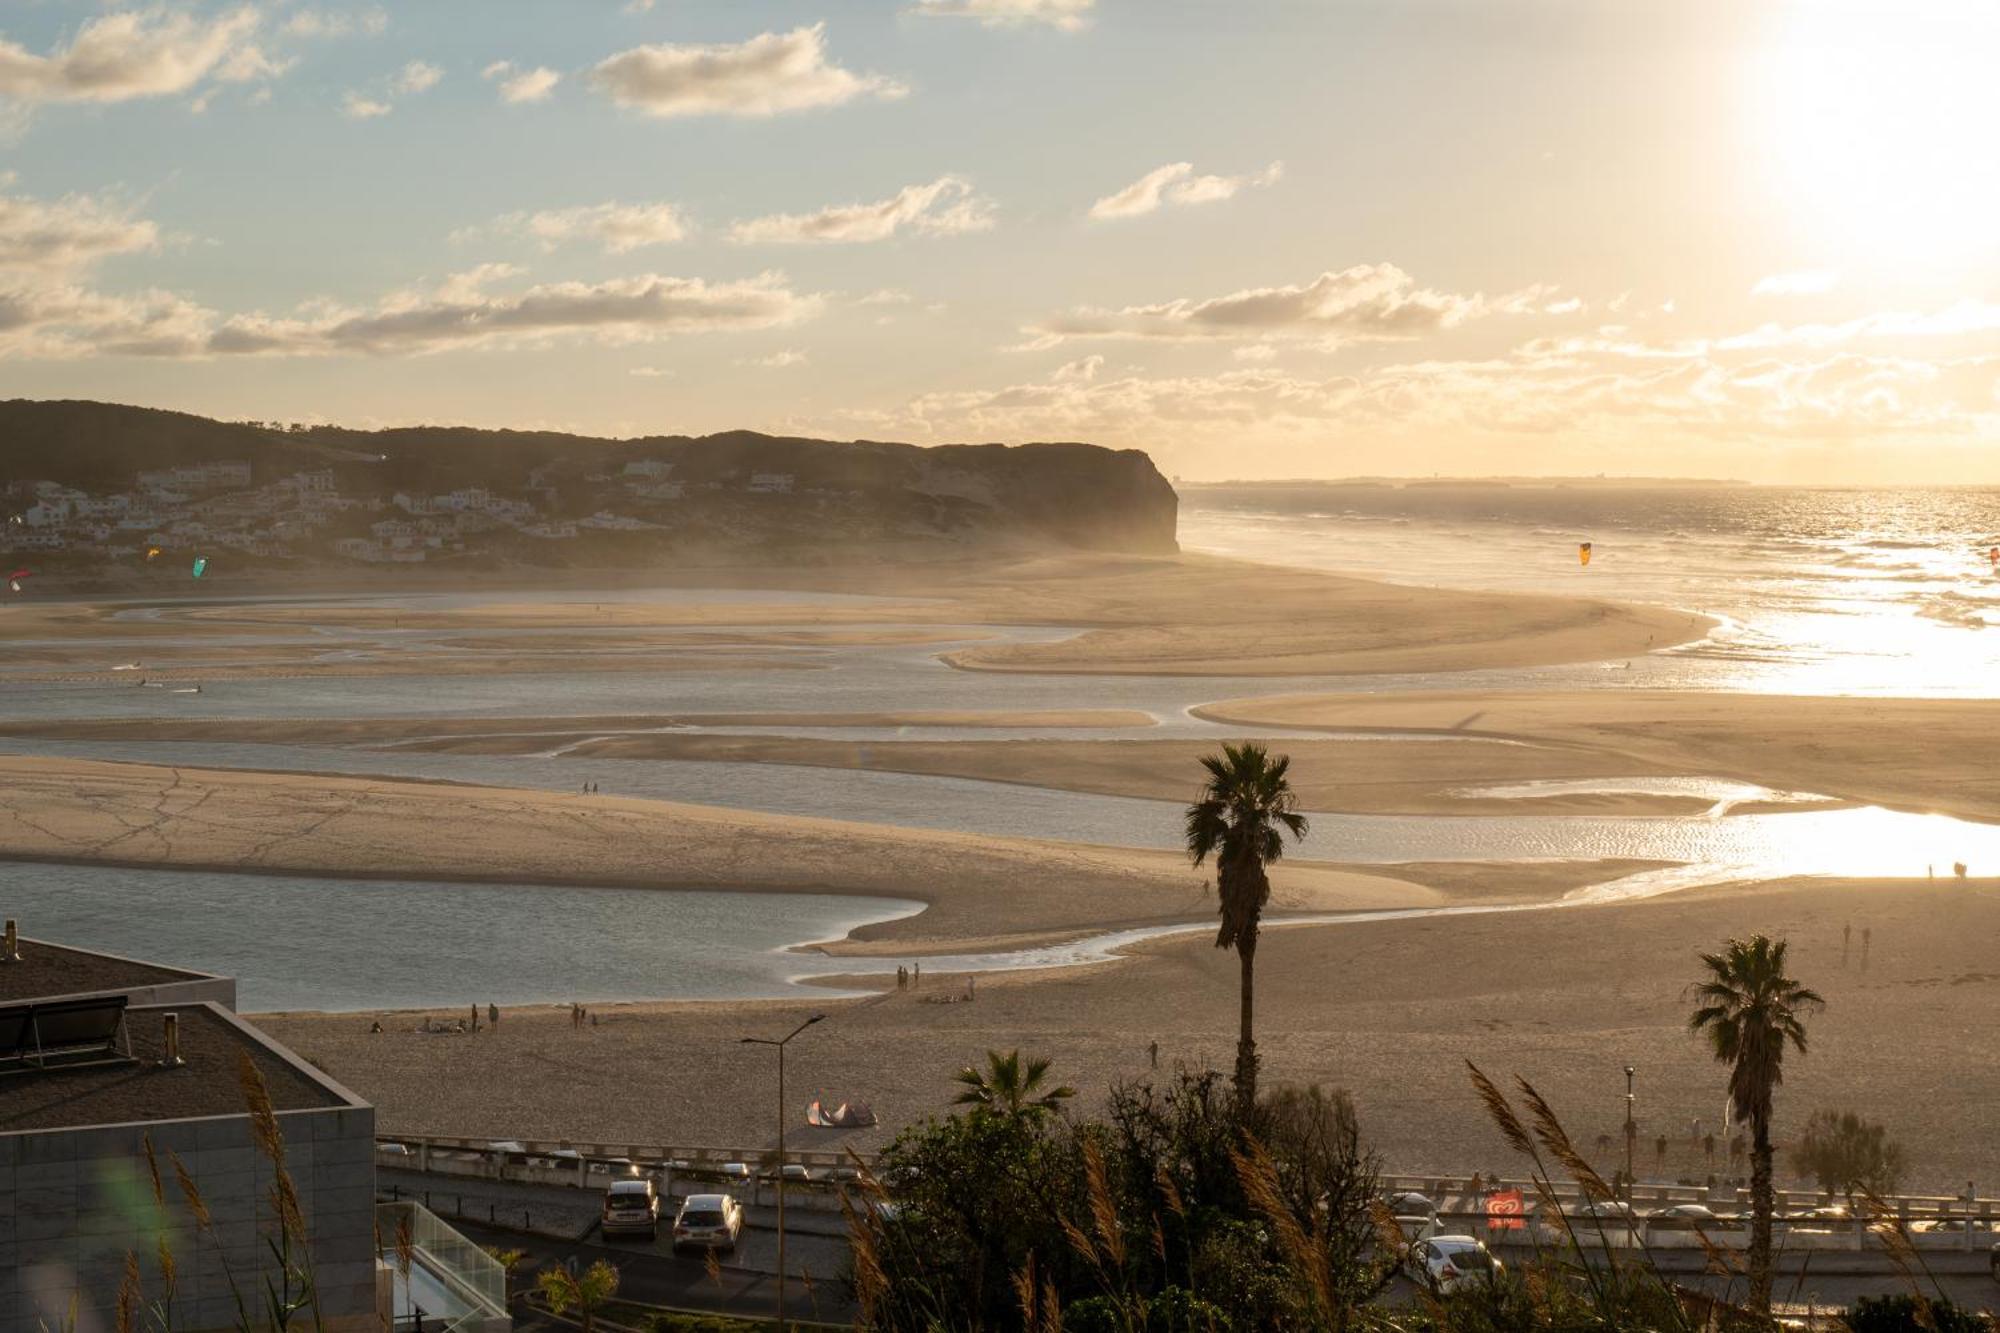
[3,0,2000,483]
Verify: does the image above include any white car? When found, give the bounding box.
[1406,1235,1504,1294]
[673,1194,744,1253]
[601,1179,660,1240]
[777,1163,813,1183]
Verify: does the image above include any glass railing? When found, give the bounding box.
[378,1199,508,1328]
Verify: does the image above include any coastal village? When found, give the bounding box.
[0,456,797,566]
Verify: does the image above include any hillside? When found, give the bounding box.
[0,400,1177,583]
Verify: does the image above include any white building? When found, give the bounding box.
[748,472,795,493]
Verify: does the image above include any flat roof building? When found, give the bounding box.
[0,924,428,1331]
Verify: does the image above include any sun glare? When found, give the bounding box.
[1757,1,2000,268]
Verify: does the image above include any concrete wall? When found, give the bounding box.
[1,1105,379,1333]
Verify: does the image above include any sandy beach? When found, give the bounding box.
[0,551,1710,679]
[0,754,1458,950]
[256,875,2000,1192]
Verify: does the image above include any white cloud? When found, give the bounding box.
[629,365,674,377]
[481,202,691,254]
[1752,269,1841,297]
[591,24,905,119]
[730,176,993,245]
[908,0,1094,31]
[1088,160,1282,221]
[1029,263,1490,346]
[742,348,807,368]
[857,288,913,306]
[0,264,823,360]
[0,180,158,275]
[282,9,388,40]
[396,60,442,95]
[0,7,272,107]
[1232,343,1278,363]
[482,61,559,104]
[341,90,391,119]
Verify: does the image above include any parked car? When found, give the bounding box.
[601,1178,661,1241]
[1386,1191,1440,1243]
[719,1161,752,1181]
[673,1194,745,1253]
[1646,1204,1742,1232]
[1406,1235,1504,1294]
[777,1163,814,1183]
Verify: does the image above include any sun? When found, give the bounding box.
[1753,1,2000,269]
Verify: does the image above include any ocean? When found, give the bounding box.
[1181,484,2000,697]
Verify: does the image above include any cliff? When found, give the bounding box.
[0,400,1178,574]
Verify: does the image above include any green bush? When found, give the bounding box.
[1068,1286,1234,1333]
[1842,1294,1990,1332]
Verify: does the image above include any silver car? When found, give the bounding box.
[600,1179,660,1240]
[673,1193,744,1253]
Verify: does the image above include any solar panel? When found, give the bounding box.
[0,995,134,1073]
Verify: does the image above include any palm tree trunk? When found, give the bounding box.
[1234,931,1258,1112]
[1749,1112,1775,1313]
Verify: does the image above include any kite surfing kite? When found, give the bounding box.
[191,556,207,579]
[1578,541,1593,566]
[146,547,162,561]
[6,568,30,593]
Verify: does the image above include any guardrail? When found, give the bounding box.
[377,1133,878,1213]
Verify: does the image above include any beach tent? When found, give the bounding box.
[806,1098,878,1128]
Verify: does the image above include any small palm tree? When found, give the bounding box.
[952,1049,1075,1118]
[1186,743,1308,1112]
[1689,934,1823,1314]
[536,1259,620,1333]
[484,1246,527,1306]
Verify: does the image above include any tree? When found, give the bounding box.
[484,1246,528,1305]
[952,1048,1077,1118]
[1796,1109,1906,1204]
[1688,934,1824,1313]
[536,1259,620,1333]
[1185,743,1309,1112]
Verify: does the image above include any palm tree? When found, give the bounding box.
[1689,934,1824,1313]
[536,1259,620,1333]
[1186,743,1308,1112]
[951,1048,1076,1118]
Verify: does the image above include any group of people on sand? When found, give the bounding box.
[579,782,600,795]
[570,1001,599,1028]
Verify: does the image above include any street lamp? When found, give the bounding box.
[1623,1065,1636,1194]
[742,1013,825,1330]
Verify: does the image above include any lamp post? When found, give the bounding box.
[1623,1065,1636,1194]
[742,1013,825,1331]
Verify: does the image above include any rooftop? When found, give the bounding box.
[0,1002,351,1133]
[0,937,215,1003]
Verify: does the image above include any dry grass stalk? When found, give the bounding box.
[1083,1140,1127,1271]
[839,1187,889,1320]
[1467,1060,1536,1160]
[1155,1165,1185,1221]
[140,1134,164,1210]
[114,1254,141,1333]
[237,1053,305,1241]
[1515,1076,1613,1202]
[393,1209,414,1281]
[169,1151,210,1232]
[1233,1136,1334,1316]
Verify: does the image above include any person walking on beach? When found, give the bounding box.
[488,1002,499,1027]
[1842,921,1851,966]
[1149,1040,1159,1069]
[1862,926,1872,969]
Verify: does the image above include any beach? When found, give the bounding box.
[7,540,1998,1192]
[256,876,2000,1189]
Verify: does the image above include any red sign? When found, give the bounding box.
[1485,1188,1526,1231]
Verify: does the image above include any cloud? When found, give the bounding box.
[1752,269,1841,296]
[857,288,913,306]
[483,61,560,103]
[591,24,905,118]
[481,201,691,254]
[396,60,442,94]
[729,176,993,245]
[741,348,807,368]
[1,264,824,360]
[0,6,273,107]
[282,9,389,39]
[1088,160,1282,220]
[908,0,1094,31]
[1028,263,1491,346]
[340,90,391,119]
[629,365,673,377]
[0,180,158,274]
